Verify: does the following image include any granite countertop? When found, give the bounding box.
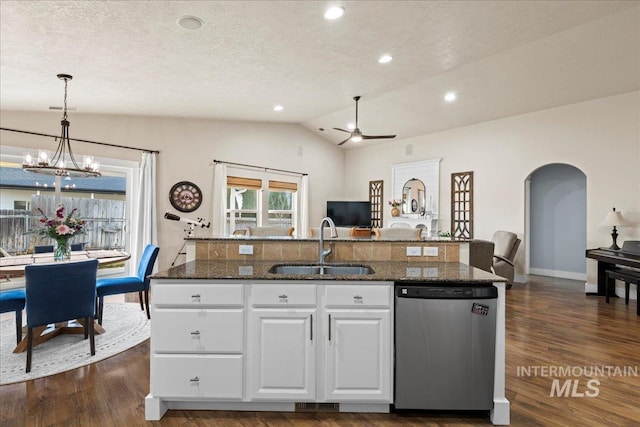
[186,236,467,243]
[151,260,504,284]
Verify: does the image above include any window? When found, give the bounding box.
[0,146,135,256]
[267,180,295,228]
[225,175,297,235]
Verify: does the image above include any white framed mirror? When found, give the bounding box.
[402,178,426,215]
[391,158,440,220]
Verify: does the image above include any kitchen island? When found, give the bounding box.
[146,258,509,425]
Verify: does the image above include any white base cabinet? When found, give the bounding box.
[248,308,317,400]
[146,279,393,421]
[324,310,391,401]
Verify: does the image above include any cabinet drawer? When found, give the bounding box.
[152,284,243,307]
[325,285,390,308]
[151,354,243,399]
[152,309,243,353]
[250,284,316,306]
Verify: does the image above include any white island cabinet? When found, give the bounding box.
[146,280,393,420]
[323,285,391,404]
[247,284,317,400]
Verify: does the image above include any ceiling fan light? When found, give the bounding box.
[378,54,393,64]
[324,6,344,20]
[351,135,363,143]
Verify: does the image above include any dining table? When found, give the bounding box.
[0,249,130,353]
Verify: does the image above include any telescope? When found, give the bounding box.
[165,212,210,267]
[164,212,210,228]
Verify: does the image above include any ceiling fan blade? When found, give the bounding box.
[333,127,351,133]
[361,134,396,140]
[337,136,351,146]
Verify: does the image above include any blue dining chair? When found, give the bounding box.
[25,259,98,373]
[0,289,26,345]
[96,244,159,325]
[71,242,86,251]
[34,245,54,253]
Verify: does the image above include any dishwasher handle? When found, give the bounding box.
[395,284,497,299]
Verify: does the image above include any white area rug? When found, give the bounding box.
[0,303,149,385]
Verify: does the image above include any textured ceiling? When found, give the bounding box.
[1,1,639,148]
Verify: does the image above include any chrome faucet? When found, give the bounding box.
[318,217,338,265]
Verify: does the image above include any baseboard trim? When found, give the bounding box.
[529,268,586,281]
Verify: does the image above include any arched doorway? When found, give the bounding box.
[525,163,587,280]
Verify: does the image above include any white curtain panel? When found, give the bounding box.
[134,152,158,271]
[212,163,228,236]
[299,175,309,237]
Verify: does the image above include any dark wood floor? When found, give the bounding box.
[1,275,638,426]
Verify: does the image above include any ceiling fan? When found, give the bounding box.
[333,96,396,146]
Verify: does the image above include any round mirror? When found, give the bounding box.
[402,178,426,215]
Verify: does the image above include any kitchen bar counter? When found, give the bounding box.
[151,259,504,283]
[186,236,466,242]
[148,258,509,425]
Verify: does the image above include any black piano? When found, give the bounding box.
[585,241,640,296]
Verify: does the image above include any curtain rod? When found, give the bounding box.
[0,127,160,154]
[213,159,307,176]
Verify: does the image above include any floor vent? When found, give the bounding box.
[295,402,339,412]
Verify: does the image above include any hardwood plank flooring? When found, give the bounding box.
[1,275,638,426]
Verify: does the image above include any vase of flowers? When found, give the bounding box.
[388,200,402,217]
[36,206,86,261]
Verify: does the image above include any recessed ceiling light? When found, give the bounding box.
[378,54,393,64]
[273,105,284,112]
[177,15,204,30]
[347,123,355,130]
[324,6,344,20]
[444,92,457,102]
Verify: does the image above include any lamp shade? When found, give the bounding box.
[600,208,627,227]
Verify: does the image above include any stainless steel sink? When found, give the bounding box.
[268,264,374,275]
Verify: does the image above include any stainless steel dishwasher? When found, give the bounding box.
[394,283,497,411]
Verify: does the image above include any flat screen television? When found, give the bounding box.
[326,201,372,228]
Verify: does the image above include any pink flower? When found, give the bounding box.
[55,224,75,235]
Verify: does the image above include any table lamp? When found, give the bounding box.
[600,207,627,250]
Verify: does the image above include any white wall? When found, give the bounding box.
[344,91,640,290]
[0,111,346,269]
[3,91,639,290]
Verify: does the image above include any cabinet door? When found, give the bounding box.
[324,310,391,401]
[247,308,316,400]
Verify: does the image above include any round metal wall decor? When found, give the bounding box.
[169,181,202,212]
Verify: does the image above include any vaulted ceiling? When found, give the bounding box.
[1,1,638,148]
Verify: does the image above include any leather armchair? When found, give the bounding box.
[468,240,495,273]
[491,231,521,287]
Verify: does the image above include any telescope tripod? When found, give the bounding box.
[170,224,195,267]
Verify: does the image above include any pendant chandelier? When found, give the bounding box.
[22,74,101,177]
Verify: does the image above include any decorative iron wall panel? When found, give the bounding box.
[369,180,383,228]
[451,171,473,239]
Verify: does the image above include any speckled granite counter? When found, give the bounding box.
[151,259,504,283]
